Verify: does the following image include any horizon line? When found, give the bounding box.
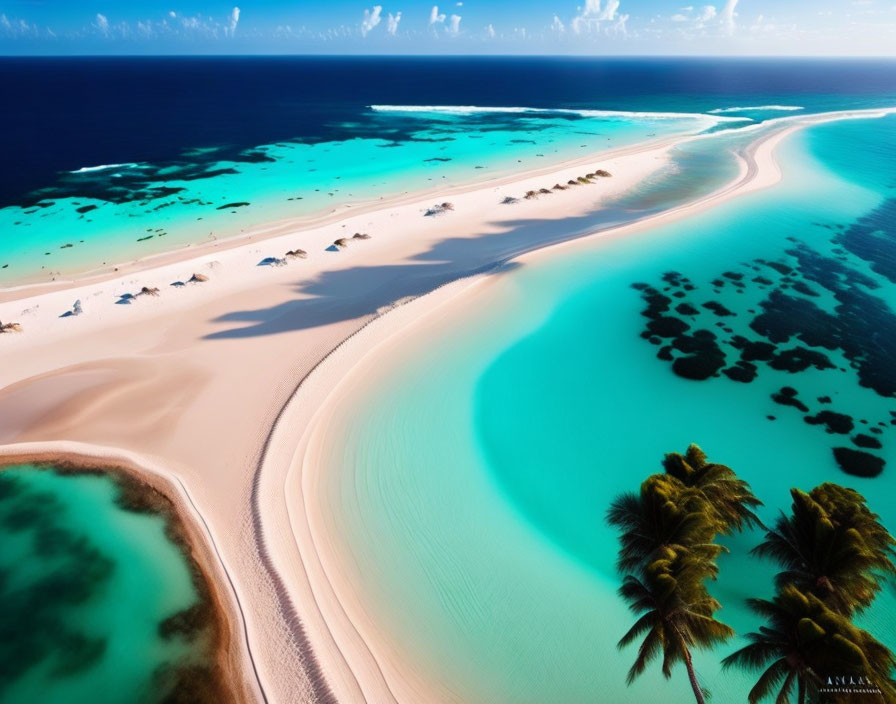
[3,52,896,60]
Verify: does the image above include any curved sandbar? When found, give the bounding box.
[254,107,896,702]
[0,107,892,703]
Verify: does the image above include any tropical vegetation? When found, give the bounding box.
[609,446,896,704]
[609,444,761,703]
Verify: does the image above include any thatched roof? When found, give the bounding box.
[285,249,308,259]
[552,184,567,190]
[594,169,612,177]
[333,238,349,248]
[539,188,552,195]
[188,273,209,283]
[501,196,519,205]
[352,233,371,240]
[0,321,23,333]
[139,286,160,297]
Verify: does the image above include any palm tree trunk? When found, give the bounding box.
[683,651,707,704]
[797,676,806,704]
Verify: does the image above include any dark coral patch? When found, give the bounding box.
[832,447,885,478]
[723,361,758,383]
[702,301,736,317]
[791,281,819,297]
[804,410,854,435]
[772,387,809,413]
[853,434,883,449]
[834,196,896,285]
[768,347,835,373]
[647,316,690,338]
[672,351,726,381]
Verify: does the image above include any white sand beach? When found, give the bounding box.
[0,108,885,703]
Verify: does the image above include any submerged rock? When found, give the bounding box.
[832,447,885,478]
[804,410,854,434]
[853,434,883,450]
[772,386,809,413]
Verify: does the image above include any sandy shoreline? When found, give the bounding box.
[256,121,796,703]
[0,131,688,301]
[0,107,890,703]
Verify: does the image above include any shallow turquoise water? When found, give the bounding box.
[0,465,207,704]
[0,110,717,285]
[318,114,896,702]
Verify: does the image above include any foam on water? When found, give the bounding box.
[708,105,805,113]
[70,163,140,174]
[369,104,753,122]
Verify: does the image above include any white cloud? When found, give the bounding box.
[386,11,402,35]
[613,12,629,35]
[721,0,738,35]
[96,13,109,36]
[169,10,176,18]
[601,0,621,21]
[552,14,566,32]
[572,0,626,34]
[227,6,240,36]
[697,5,717,23]
[429,5,446,24]
[361,5,382,36]
[486,23,496,38]
[0,13,40,37]
[447,13,461,35]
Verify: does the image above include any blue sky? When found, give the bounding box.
[1,0,895,55]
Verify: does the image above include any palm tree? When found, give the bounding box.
[618,546,734,704]
[662,444,763,535]
[722,584,896,703]
[608,475,724,574]
[752,485,896,615]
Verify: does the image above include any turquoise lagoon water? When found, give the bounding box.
[0,110,718,285]
[316,114,896,702]
[0,465,212,704]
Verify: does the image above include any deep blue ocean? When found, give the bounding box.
[3,56,896,283]
[5,56,896,206]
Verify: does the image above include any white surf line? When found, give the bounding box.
[369,103,753,122]
[70,163,140,174]
[708,105,804,113]
[687,105,896,143]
